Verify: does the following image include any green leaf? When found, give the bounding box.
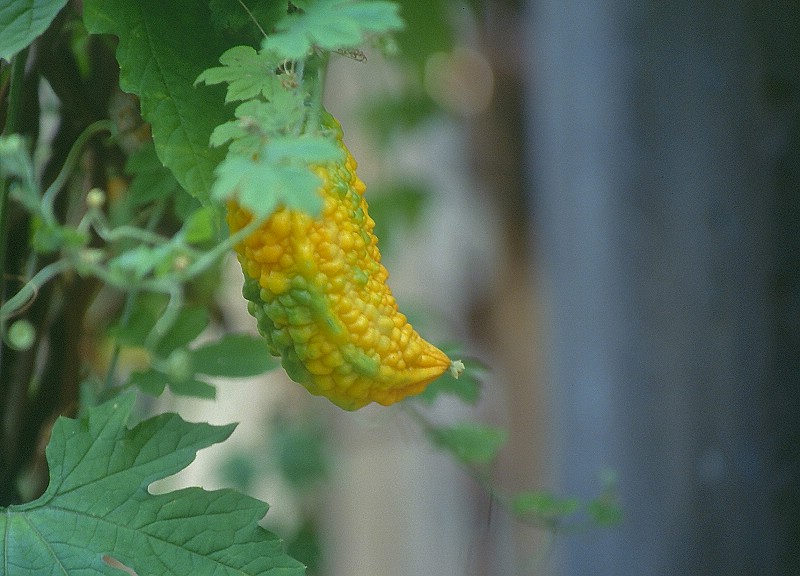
[263,135,343,164]
[130,365,218,400]
[511,490,581,521]
[263,0,404,59]
[107,244,177,282]
[123,141,182,207]
[393,0,452,69]
[174,187,204,221]
[168,376,217,399]
[427,422,507,466]
[211,134,342,217]
[31,221,88,254]
[82,0,231,203]
[284,519,323,575]
[587,496,623,527]
[196,45,284,103]
[180,205,221,244]
[129,368,168,396]
[0,134,39,213]
[587,468,622,526]
[365,92,440,143]
[0,394,304,574]
[154,306,210,357]
[191,333,279,377]
[109,294,165,347]
[270,415,328,489]
[214,97,305,151]
[0,0,69,61]
[209,0,285,42]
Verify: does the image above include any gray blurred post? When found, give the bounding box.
[524,1,791,574]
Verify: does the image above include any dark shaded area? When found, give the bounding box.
[0,6,121,505]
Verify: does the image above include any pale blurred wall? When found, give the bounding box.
[525,0,799,574]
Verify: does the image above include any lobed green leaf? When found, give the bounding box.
[196,45,285,103]
[263,0,404,60]
[0,395,304,574]
[211,134,343,217]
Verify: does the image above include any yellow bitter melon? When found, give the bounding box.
[227,120,453,410]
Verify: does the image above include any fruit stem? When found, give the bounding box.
[304,51,330,135]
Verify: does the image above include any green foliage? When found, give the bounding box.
[121,142,185,213]
[191,333,281,378]
[195,46,286,103]
[511,476,623,532]
[0,394,304,575]
[208,0,284,41]
[0,0,68,61]
[393,0,451,64]
[112,296,278,399]
[196,43,337,217]
[427,422,508,466]
[0,134,37,210]
[408,382,622,535]
[209,134,342,217]
[263,0,404,60]
[512,490,581,522]
[82,0,230,203]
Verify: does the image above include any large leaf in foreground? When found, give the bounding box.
[0,394,304,575]
[82,0,230,203]
[0,0,68,61]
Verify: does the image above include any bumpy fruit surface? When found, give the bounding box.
[227,122,451,410]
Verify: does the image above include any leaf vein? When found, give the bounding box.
[20,514,69,575]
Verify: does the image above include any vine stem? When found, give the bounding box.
[40,119,115,224]
[0,259,72,321]
[237,0,267,38]
[99,212,266,389]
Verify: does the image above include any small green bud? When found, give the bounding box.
[86,187,106,209]
[7,319,36,351]
[165,349,193,384]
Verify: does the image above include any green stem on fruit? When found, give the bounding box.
[304,52,330,135]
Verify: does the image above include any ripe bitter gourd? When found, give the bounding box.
[227,117,454,410]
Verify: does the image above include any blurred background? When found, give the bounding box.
[161,0,800,575]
